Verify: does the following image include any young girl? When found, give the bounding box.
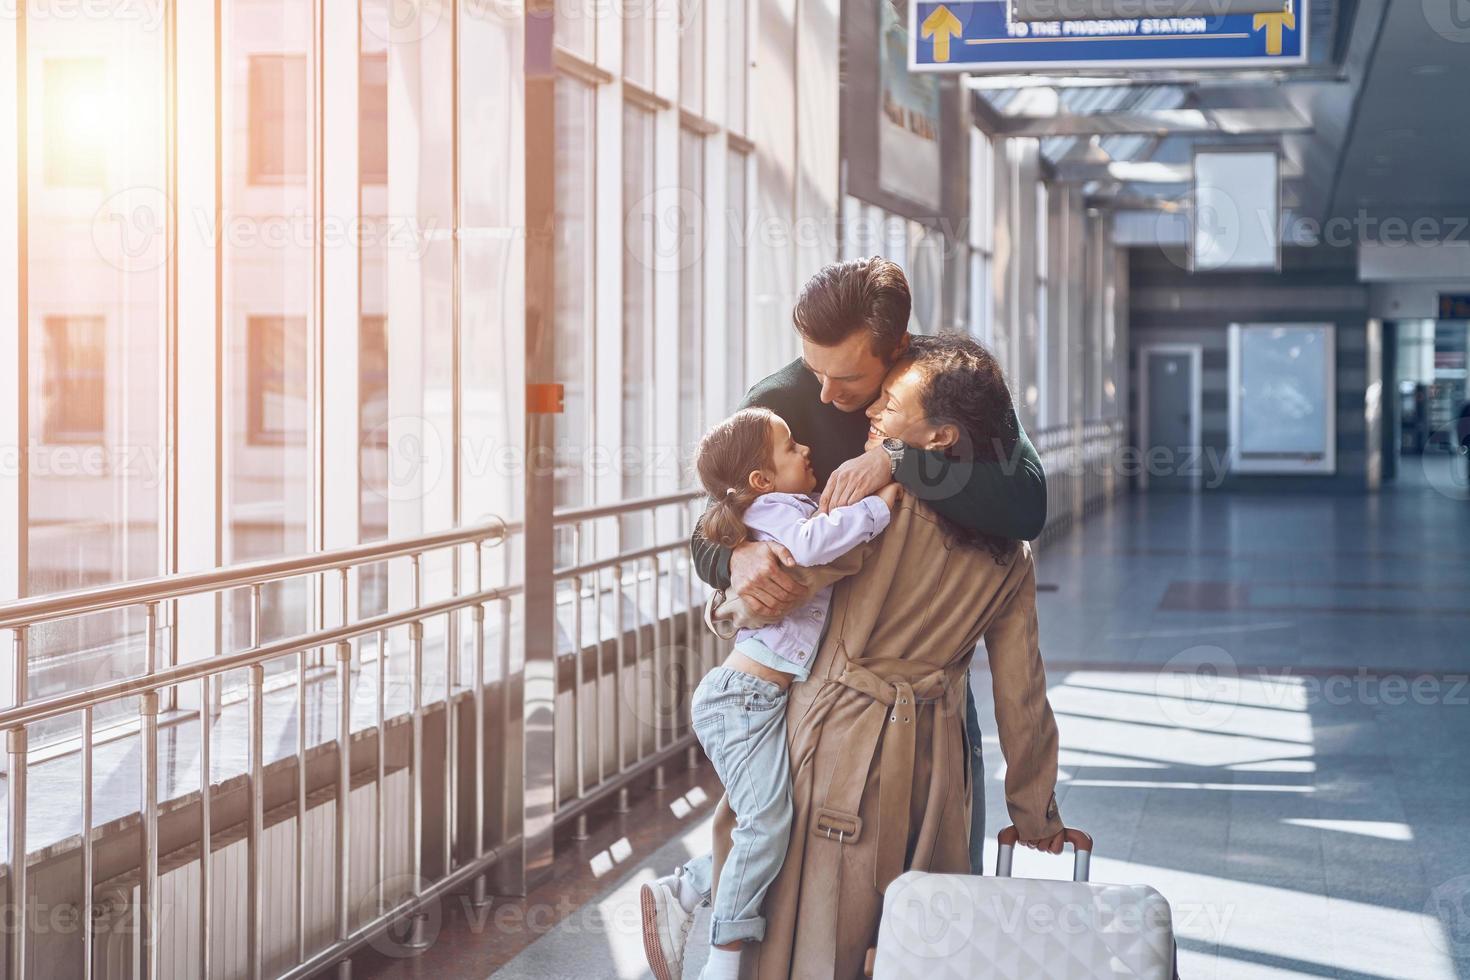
[676,406,898,980]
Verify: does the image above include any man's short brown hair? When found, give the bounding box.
[791,257,911,362]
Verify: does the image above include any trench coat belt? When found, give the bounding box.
[812,656,969,892]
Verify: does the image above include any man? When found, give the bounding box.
[640,257,1049,980]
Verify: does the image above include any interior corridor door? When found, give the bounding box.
[1140,345,1203,491]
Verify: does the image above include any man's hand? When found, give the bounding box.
[876,481,903,510]
[1020,830,1066,854]
[819,446,893,513]
[729,540,801,619]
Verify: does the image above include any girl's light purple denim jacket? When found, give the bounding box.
[734,492,891,675]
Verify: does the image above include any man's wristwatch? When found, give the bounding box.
[880,437,905,476]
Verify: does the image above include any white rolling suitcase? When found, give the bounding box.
[866,827,1178,979]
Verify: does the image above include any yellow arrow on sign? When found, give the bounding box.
[922,4,963,64]
[1252,8,1295,56]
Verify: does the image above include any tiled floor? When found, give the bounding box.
[359,456,1470,980]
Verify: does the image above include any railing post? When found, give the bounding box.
[195,678,209,980]
[374,627,387,919]
[7,723,27,980]
[443,609,456,880]
[652,555,663,752]
[139,690,160,980]
[470,600,489,908]
[248,663,265,980]
[593,569,605,789]
[335,640,353,952]
[296,647,308,963]
[83,705,96,980]
[572,574,585,804]
[613,564,625,774]
[405,619,430,949]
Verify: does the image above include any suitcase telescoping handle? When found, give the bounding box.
[995,825,1094,881]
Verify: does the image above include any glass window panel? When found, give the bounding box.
[624,0,654,86]
[555,76,595,511]
[558,0,596,60]
[969,128,992,250]
[909,226,943,336]
[728,0,747,133]
[358,28,387,620]
[622,103,655,523]
[678,129,704,472]
[457,0,521,540]
[969,249,991,346]
[222,0,313,669]
[882,213,907,270]
[25,4,165,742]
[727,149,748,400]
[679,0,704,113]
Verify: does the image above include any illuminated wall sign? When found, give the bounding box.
[909,0,1306,72]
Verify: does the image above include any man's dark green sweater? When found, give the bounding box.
[691,357,1048,589]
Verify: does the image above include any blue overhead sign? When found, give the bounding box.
[910,0,1306,72]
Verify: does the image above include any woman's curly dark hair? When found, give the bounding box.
[906,334,1020,563]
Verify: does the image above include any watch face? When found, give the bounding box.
[882,438,904,454]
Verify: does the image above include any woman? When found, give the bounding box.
[706,335,1065,978]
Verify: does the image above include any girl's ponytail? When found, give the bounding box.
[695,408,779,548]
[702,487,762,548]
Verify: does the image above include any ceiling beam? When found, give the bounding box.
[1054,160,1193,182]
[1055,156,1304,183]
[996,107,1311,136]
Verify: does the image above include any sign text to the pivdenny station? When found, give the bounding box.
[910,0,1306,72]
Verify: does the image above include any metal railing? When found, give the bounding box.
[0,489,719,979]
[1034,418,1127,546]
[547,492,719,838]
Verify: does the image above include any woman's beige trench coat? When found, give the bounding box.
[708,496,1064,979]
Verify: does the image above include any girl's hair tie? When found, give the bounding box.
[725,487,738,498]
